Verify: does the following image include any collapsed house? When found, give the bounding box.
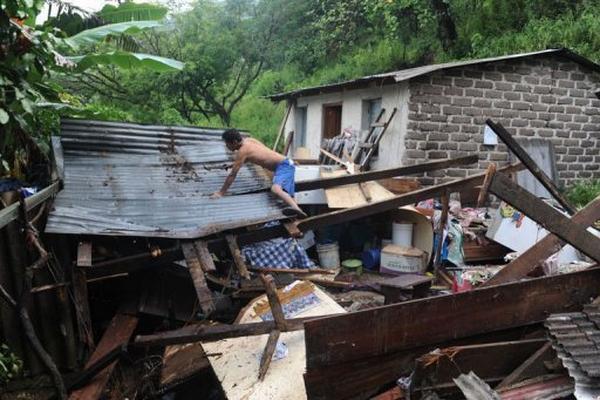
[0,53,599,400]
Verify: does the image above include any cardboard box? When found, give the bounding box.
[380,244,427,275]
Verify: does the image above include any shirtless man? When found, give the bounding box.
[210,129,307,218]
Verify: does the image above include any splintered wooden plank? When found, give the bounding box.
[304,267,600,371]
[225,235,250,279]
[484,195,600,286]
[258,329,280,381]
[181,243,215,316]
[486,119,574,214]
[69,313,138,400]
[194,240,216,272]
[488,173,600,262]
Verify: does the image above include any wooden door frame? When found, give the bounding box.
[321,102,343,141]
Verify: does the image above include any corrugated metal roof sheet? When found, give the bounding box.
[546,304,600,389]
[268,48,600,101]
[45,119,286,239]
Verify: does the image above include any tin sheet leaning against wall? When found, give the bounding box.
[45,119,287,239]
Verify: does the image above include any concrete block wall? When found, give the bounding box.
[404,55,600,187]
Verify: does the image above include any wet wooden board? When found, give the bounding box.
[202,283,345,400]
[69,313,138,400]
[304,268,600,372]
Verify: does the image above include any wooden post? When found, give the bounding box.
[225,235,250,280]
[181,243,215,316]
[272,102,293,152]
[486,119,575,214]
[282,131,294,158]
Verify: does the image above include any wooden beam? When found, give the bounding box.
[226,235,250,279]
[181,243,215,316]
[283,131,294,157]
[487,172,600,262]
[260,274,288,330]
[486,119,575,214]
[69,313,138,400]
[0,181,60,230]
[258,329,280,381]
[297,163,524,233]
[272,102,293,151]
[248,267,336,275]
[303,267,600,370]
[194,240,216,272]
[133,313,344,347]
[296,156,478,191]
[477,163,496,207]
[484,194,600,286]
[495,342,554,390]
[434,190,449,268]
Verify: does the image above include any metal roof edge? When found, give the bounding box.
[267,48,600,102]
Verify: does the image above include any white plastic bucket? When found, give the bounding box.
[316,242,340,269]
[392,222,414,247]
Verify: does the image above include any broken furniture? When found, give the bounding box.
[379,273,433,303]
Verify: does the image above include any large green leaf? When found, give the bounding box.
[69,51,184,72]
[98,2,168,23]
[65,20,163,48]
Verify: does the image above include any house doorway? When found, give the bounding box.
[322,104,342,139]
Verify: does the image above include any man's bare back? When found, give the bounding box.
[211,129,306,218]
[238,138,285,171]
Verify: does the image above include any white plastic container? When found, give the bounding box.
[316,242,340,269]
[392,222,414,246]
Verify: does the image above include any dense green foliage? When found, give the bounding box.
[56,0,599,148]
[566,179,600,209]
[0,1,182,181]
[3,0,600,180]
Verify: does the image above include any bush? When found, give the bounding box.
[0,344,23,384]
[565,179,600,209]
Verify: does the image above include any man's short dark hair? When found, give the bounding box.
[222,128,242,143]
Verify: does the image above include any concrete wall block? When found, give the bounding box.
[444,87,463,96]
[538,129,554,137]
[442,105,462,115]
[490,152,509,161]
[419,141,439,150]
[454,78,474,87]
[493,100,511,109]
[452,97,472,106]
[571,131,587,139]
[451,133,471,142]
[484,71,502,80]
[575,98,590,106]
[558,80,575,88]
[519,128,535,136]
[440,142,458,150]
[429,132,449,141]
[574,115,589,123]
[461,125,480,133]
[473,98,492,108]
[519,111,537,119]
[428,150,449,159]
[431,114,449,122]
[511,118,528,127]
[406,149,426,158]
[465,88,484,97]
[556,113,572,122]
[504,92,521,101]
[475,80,493,89]
[513,102,531,110]
[567,147,584,156]
[548,105,565,113]
[556,130,570,138]
[495,82,513,91]
[485,90,503,99]
[418,122,439,131]
[531,103,548,112]
[441,124,460,133]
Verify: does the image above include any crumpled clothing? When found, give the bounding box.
[242,237,315,269]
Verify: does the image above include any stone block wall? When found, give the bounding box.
[404,55,600,187]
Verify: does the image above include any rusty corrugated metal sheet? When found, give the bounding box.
[45,119,285,239]
[268,48,600,101]
[545,304,600,393]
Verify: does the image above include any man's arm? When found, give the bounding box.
[211,153,246,198]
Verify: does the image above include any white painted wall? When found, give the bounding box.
[284,82,410,169]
